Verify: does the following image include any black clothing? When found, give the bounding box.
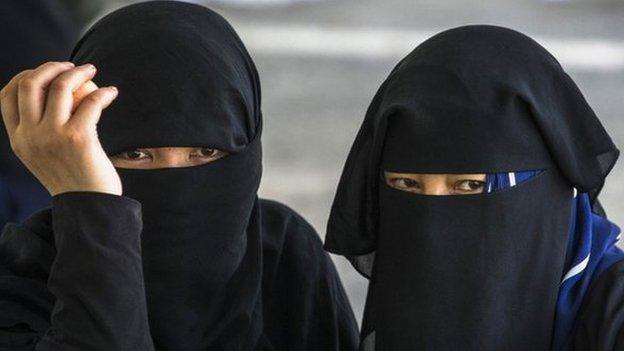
[70,2,268,346]
[0,194,358,350]
[2,1,357,350]
[70,1,260,157]
[574,260,624,350]
[324,25,621,350]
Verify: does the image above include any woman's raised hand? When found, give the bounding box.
[0,61,122,196]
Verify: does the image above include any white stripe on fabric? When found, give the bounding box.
[508,172,517,187]
[561,255,590,285]
[573,188,578,198]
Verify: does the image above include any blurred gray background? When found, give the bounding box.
[99,0,624,324]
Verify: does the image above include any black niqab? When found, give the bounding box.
[71,1,264,349]
[324,25,619,350]
[1,2,359,351]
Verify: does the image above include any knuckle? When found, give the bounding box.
[18,77,38,92]
[83,93,103,106]
[50,79,70,93]
[17,69,33,79]
[44,61,64,69]
[65,131,85,146]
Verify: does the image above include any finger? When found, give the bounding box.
[1,70,32,134]
[42,64,97,125]
[0,69,32,101]
[71,80,98,113]
[17,61,75,125]
[69,87,118,130]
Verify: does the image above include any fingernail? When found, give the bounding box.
[82,63,96,71]
[65,61,75,67]
[109,86,118,95]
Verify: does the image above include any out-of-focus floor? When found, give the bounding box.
[106,0,624,324]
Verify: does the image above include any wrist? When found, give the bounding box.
[48,182,122,197]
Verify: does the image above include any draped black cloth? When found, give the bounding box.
[323,25,622,350]
[0,197,358,350]
[0,1,358,350]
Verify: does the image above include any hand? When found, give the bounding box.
[0,62,122,196]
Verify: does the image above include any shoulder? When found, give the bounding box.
[574,259,624,350]
[258,198,332,280]
[258,198,324,253]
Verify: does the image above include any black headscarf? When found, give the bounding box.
[324,25,619,350]
[0,2,358,350]
[71,1,264,349]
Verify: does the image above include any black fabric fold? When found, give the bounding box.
[1,192,154,351]
[69,2,267,348]
[324,24,620,350]
[0,196,359,350]
[573,260,624,350]
[325,25,619,258]
[2,2,358,350]
[370,170,571,350]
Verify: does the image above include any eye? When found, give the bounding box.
[191,147,227,160]
[454,179,486,193]
[198,148,218,158]
[390,177,421,190]
[115,149,150,161]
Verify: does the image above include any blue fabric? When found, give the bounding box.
[0,170,50,230]
[485,171,624,351]
[485,170,541,192]
[0,175,10,228]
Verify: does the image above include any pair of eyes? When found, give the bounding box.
[386,177,486,194]
[113,148,223,161]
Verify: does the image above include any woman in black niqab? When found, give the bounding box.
[0,2,358,350]
[324,25,623,350]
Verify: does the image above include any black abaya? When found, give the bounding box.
[0,1,358,350]
[0,195,358,350]
[324,24,623,350]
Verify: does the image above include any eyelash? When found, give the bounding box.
[390,178,486,192]
[393,178,420,189]
[116,148,221,161]
[454,180,485,191]
[123,150,149,160]
[194,148,219,158]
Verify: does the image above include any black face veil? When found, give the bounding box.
[71,2,264,349]
[324,25,619,349]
